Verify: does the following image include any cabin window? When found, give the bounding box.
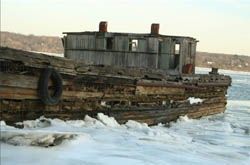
[169,42,181,70]
[175,43,180,54]
[106,38,113,50]
[129,39,138,51]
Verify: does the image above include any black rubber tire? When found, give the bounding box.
[38,68,63,105]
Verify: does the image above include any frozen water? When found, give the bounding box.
[1,67,250,165]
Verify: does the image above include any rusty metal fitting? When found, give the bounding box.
[151,24,160,35]
[99,21,108,32]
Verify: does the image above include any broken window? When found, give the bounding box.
[169,42,181,69]
[175,43,180,54]
[129,39,138,51]
[106,38,113,50]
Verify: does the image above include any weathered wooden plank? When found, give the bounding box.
[0,87,39,99]
[0,47,74,68]
[136,86,185,95]
[0,98,227,126]
[0,86,107,100]
[0,72,39,89]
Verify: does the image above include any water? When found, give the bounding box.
[1,68,250,165]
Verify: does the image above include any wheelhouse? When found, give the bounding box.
[63,22,198,74]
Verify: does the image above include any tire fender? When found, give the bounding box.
[38,68,63,105]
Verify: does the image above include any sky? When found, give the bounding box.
[1,0,250,56]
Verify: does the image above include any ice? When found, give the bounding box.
[1,111,250,164]
[15,117,52,129]
[176,115,193,123]
[0,120,7,126]
[125,120,149,129]
[83,115,105,127]
[97,113,120,128]
[1,131,76,147]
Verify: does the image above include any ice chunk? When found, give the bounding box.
[15,117,51,129]
[125,120,148,129]
[1,131,76,147]
[66,120,86,127]
[177,115,193,123]
[83,115,105,127]
[0,120,6,126]
[97,113,120,128]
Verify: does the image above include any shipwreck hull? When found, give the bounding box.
[0,47,231,125]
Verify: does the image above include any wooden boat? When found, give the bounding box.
[0,22,231,126]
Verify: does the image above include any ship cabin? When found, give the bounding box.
[62,22,198,74]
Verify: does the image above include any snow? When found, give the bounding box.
[101,101,106,106]
[187,97,203,104]
[162,100,167,105]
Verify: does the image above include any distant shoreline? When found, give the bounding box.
[1,31,250,73]
[196,67,250,75]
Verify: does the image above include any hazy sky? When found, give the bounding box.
[2,0,250,55]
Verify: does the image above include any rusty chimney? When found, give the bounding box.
[99,21,108,32]
[151,23,160,35]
